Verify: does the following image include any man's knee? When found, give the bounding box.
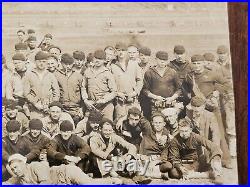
[169,168,182,179]
[159,161,172,173]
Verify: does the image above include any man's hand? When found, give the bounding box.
[84,100,95,109]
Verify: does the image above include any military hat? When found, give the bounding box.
[190,96,206,107]
[203,52,215,62]
[6,120,21,132]
[174,45,185,55]
[27,29,35,34]
[44,33,53,39]
[8,154,27,164]
[139,47,151,56]
[29,119,43,130]
[94,50,106,60]
[217,45,229,54]
[12,53,26,61]
[115,42,127,50]
[26,36,37,42]
[61,53,74,64]
[156,51,168,60]
[191,54,204,62]
[48,46,62,54]
[73,51,85,61]
[48,101,63,109]
[60,120,74,132]
[35,51,50,61]
[15,43,28,50]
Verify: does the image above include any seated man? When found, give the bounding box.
[4,154,122,184]
[47,120,91,172]
[168,118,223,184]
[22,119,51,162]
[115,107,153,150]
[139,112,172,179]
[161,107,179,139]
[2,99,29,137]
[2,120,39,181]
[89,119,137,177]
[42,101,74,139]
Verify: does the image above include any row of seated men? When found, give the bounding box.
[3,96,224,184]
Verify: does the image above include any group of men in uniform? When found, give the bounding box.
[2,28,236,184]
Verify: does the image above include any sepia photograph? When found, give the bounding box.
[2,2,239,184]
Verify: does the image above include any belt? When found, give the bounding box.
[181,159,194,164]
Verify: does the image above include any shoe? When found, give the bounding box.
[109,170,119,178]
[132,176,152,184]
[213,175,223,184]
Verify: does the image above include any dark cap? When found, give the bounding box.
[191,54,204,62]
[12,53,26,61]
[29,119,43,130]
[88,110,103,124]
[203,53,215,62]
[115,42,127,50]
[73,51,85,61]
[174,45,185,55]
[15,43,28,50]
[6,120,21,132]
[139,47,151,56]
[156,51,168,60]
[17,29,25,35]
[35,51,51,61]
[190,96,206,107]
[48,46,62,54]
[86,53,94,63]
[217,45,229,54]
[5,100,18,110]
[44,33,53,39]
[60,120,74,132]
[26,36,37,42]
[61,53,74,64]
[94,50,106,60]
[48,101,63,109]
[27,29,35,34]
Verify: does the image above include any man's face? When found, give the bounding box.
[192,105,205,119]
[105,48,116,62]
[116,48,127,59]
[62,63,74,73]
[128,114,140,127]
[49,106,62,121]
[49,48,61,60]
[101,123,113,139]
[74,59,84,69]
[30,129,41,138]
[152,116,166,132]
[36,60,47,70]
[13,60,26,72]
[192,61,204,74]
[175,53,186,64]
[93,58,105,68]
[61,131,72,140]
[8,131,20,141]
[6,108,18,119]
[9,160,26,177]
[47,58,58,72]
[165,113,178,128]
[218,53,228,62]
[179,126,192,140]
[139,53,150,64]
[28,41,37,49]
[128,46,139,60]
[44,37,52,45]
[17,32,25,42]
[28,33,35,37]
[156,58,168,68]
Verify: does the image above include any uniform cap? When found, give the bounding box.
[48,46,62,54]
[203,52,215,62]
[15,43,28,50]
[29,119,43,130]
[61,53,74,64]
[12,53,26,61]
[8,154,27,164]
[156,51,168,60]
[44,33,53,39]
[217,45,229,54]
[139,47,151,56]
[60,120,74,132]
[35,51,51,61]
[5,99,18,110]
[88,110,103,124]
[6,120,21,132]
[73,51,85,61]
[94,50,106,60]
[48,101,63,109]
[17,29,25,35]
[191,54,204,62]
[100,118,114,128]
[174,45,185,55]
[151,111,166,120]
[115,42,127,50]
[27,29,35,34]
[26,36,37,42]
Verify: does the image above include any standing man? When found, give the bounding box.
[127,44,141,64]
[39,33,54,51]
[104,46,117,67]
[54,53,84,124]
[111,42,143,119]
[16,29,26,43]
[82,50,117,121]
[73,50,86,75]
[26,36,39,70]
[23,51,60,119]
[143,51,181,115]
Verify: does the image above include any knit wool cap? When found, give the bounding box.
[6,120,21,132]
[139,47,151,56]
[174,45,185,55]
[94,50,106,60]
[8,154,27,164]
[17,29,25,35]
[73,51,85,61]
[61,53,74,64]
[60,120,74,132]
[35,51,51,61]
[12,53,26,61]
[29,119,43,130]
[156,51,168,60]
[15,43,28,50]
[191,54,204,62]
